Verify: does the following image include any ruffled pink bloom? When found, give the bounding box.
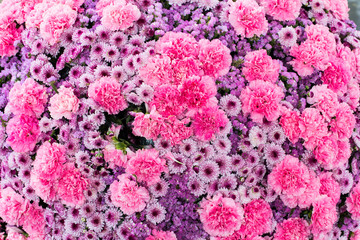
[6,115,40,153]
[145,230,177,240]
[57,163,88,207]
[132,110,164,140]
[0,23,22,57]
[352,229,360,240]
[101,1,141,31]
[306,24,336,56]
[46,0,85,10]
[171,57,202,85]
[243,49,280,83]
[347,182,360,220]
[279,109,301,144]
[321,58,351,95]
[319,172,340,205]
[274,218,309,240]
[30,174,57,202]
[48,86,79,120]
[311,196,337,236]
[149,84,184,117]
[325,0,349,20]
[268,155,310,197]
[139,55,173,87]
[198,39,232,78]
[88,77,128,114]
[228,0,268,38]
[299,108,328,150]
[110,173,150,215]
[347,78,360,110]
[307,85,339,119]
[314,136,350,170]
[20,204,45,239]
[126,148,167,185]
[103,144,127,168]
[0,188,26,225]
[330,102,356,140]
[192,106,229,141]
[240,80,284,123]
[6,229,26,240]
[26,2,54,28]
[7,78,47,117]
[260,0,301,21]
[155,32,199,60]
[237,199,272,238]
[199,194,244,237]
[96,0,116,16]
[161,116,193,145]
[39,4,77,45]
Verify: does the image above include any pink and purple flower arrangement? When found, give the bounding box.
[0,0,360,239]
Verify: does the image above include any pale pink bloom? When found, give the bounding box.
[336,42,356,76]
[7,78,47,117]
[20,204,46,239]
[228,0,268,38]
[39,4,77,45]
[161,116,193,145]
[110,173,150,215]
[6,115,40,153]
[0,188,26,225]
[48,86,79,120]
[278,27,297,48]
[299,108,328,150]
[274,218,309,240]
[155,32,199,60]
[30,174,57,202]
[45,0,85,10]
[307,85,339,119]
[199,194,244,237]
[347,78,360,110]
[353,48,360,77]
[26,2,54,28]
[6,228,26,240]
[103,144,127,168]
[96,0,116,16]
[171,57,202,85]
[139,55,173,87]
[260,0,301,21]
[330,102,356,140]
[126,148,167,185]
[145,229,177,240]
[101,1,141,31]
[321,58,351,95]
[243,49,280,83]
[268,155,310,197]
[319,172,340,205]
[192,106,229,141]
[240,80,284,123]
[0,23,22,57]
[237,199,272,238]
[88,77,128,114]
[132,110,163,140]
[347,183,360,220]
[57,163,88,207]
[326,0,349,20]
[311,196,337,235]
[198,39,232,78]
[279,109,301,144]
[306,24,336,55]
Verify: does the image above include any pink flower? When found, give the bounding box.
[7,78,47,117]
[0,188,26,225]
[228,0,268,38]
[88,77,128,114]
[279,109,301,144]
[268,155,310,197]
[347,182,360,220]
[145,229,177,240]
[132,110,163,140]
[330,102,356,140]
[30,174,57,202]
[155,32,199,60]
[347,78,360,110]
[260,0,302,21]
[39,4,77,45]
[274,218,309,240]
[126,148,167,185]
[57,163,88,207]
[6,115,40,153]
[26,2,54,28]
[199,194,244,237]
[311,196,337,235]
[101,1,141,31]
[20,204,45,239]
[319,172,340,205]
[192,106,229,141]
[198,39,232,78]
[48,86,79,120]
[321,58,351,94]
[0,23,22,57]
[149,84,184,117]
[161,116,193,145]
[240,80,284,123]
[103,144,127,168]
[139,55,173,87]
[326,0,349,20]
[171,57,202,85]
[243,49,280,83]
[96,0,116,16]
[299,108,328,150]
[352,229,360,240]
[6,228,26,240]
[237,199,272,238]
[110,173,150,215]
[306,24,336,56]
[307,85,339,119]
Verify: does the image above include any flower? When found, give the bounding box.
[48,86,79,120]
[0,188,26,225]
[126,148,167,185]
[103,144,127,168]
[321,58,351,94]
[88,77,128,115]
[109,174,150,215]
[273,218,309,240]
[0,23,21,57]
[347,182,360,220]
[307,85,339,119]
[199,194,244,237]
[311,196,337,236]
[279,109,301,144]
[330,102,356,140]
[278,27,297,48]
[146,229,177,240]
[319,172,340,205]
[261,0,302,21]
[240,80,284,123]
[7,78,47,117]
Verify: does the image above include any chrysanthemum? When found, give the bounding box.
[87,213,104,233]
[219,174,238,190]
[278,27,298,48]
[111,65,128,83]
[264,143,285,166]
[213,138,232,154]
[267,126,286,145]
[149,180,169,197]
[64,219,84,237]
[199,160,220,183]
[95,25,111,42]
[249,126,267,147]
[213,155,231,174]
[187,177,206,196]
[80,203,96,218]
[146,202,166,224]
[180,139,198,157]
[94,65,111,79]
[168,153,187,174]
[104,208,121,228]
[104,45,120,62]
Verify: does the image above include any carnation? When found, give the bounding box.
[319,172,341,205]
[307,85,339,119]
[311,196,337,236]
[347,182,360,220]
[260,0,302,21]
[0,188,26,226]
[321,57,351,95]
[330,102,356,140]
[0,23,21,57]
[146,229,177,240]
[132,110,163,140]
[48,86,79,120]
[103,144,128,168]
[279,109,301,144]
[273,218,309,240]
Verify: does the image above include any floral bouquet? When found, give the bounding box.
[0,0,360,239]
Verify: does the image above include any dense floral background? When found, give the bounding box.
[0,0,360,239]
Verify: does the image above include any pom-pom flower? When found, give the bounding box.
[273,217,309,240]
[261,0,302,21]
[347,182,360,220]
[48,86,79,120]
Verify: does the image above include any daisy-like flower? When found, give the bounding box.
[146,202,166,224]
